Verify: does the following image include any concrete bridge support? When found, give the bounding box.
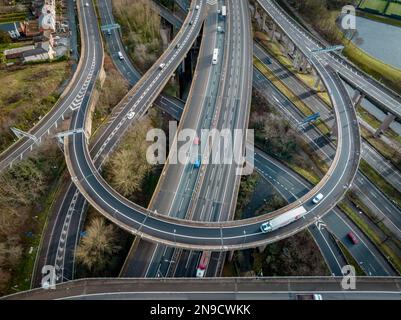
[331,120,338,140]
[374,113,396,137]
[227,250,235,262]
[352,90,365,108]
[313,76,322,91]
[258,244,267,253]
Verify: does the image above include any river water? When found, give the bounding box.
[353,16,401,70]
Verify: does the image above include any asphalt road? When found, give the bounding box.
[121,0,227,277]
[253,45,401,238]
[5,277,401,300]
[32,0,197,286]
[256,0,401,120]
[65,0,362,250]
[65,23,361,249]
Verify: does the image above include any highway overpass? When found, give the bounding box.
[64,0,361,250]
[4,277,401,300]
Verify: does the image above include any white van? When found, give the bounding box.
[118,51,124,60]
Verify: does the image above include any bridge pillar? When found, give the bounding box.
[254,2,259,19]
[352,90,365,108]
[374,113,396,137]
[293,50,302,71]
[258,244,267,253]
[270,23,277,42]
[313,76,322,91]
[331,120,338,140]
[300,56,310,73]
[262,13,267,31]
[227,250,235,262]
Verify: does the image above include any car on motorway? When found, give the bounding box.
[107,30,111,36]
[296,294,323,300]
[312,193,324,204]
[194,159,201,168]
[85,2,89,7]
[127,111,135,119]
[176,43,181,49]
[118,51,124,60]
[195,5,200,10]
[159,63,166,69]
[193,137,200,145]
[347,232,359,245]
[260,222,272,233]
[189,21,193,25]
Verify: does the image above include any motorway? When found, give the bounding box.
[4,277,401,300]
[157,2,401,194]
[32,0,201,286]
[121,0,231,277]
[64,0,361,250]
[255,0,401,120]
[34,0,398,284]
[252,44,401,238]
[139,0,253,278]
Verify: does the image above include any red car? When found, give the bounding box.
[193,137,200,145]
[347,232,359,245]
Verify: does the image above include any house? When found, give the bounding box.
[39,10,56,32]
[22,41,56,62]
[0,22,21,39]
[4,45,35,59]
[20,20,41,38]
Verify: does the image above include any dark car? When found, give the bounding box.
[347,232,359,245]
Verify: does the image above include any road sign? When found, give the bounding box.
[311,45,344,54]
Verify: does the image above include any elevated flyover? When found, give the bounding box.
[4,277,401,300]
[64,0,361,250]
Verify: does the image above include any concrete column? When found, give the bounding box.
[293,50,302,70]
[254,2,259,18]
[258,244,267,253]
[227,250,235,262]
[262,13,267,31]
[331,120,338,140]
[300,56,309,73]
[313,76,322,91]
[374,113,396,137]
[181,59,185,74]
[352,90,365,108]
[271,23,276,41]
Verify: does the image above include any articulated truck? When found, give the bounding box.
[260,206,307,233]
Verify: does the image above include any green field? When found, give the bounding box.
[359,0,388,12]
[359,0,388,13]
[386,2,401,16]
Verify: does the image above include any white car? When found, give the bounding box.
[118,51,124,60]
[85,2,89,7]
[312,193,324,204]
[195,5,200,10]
[159,63,166,69]
[127,111,135,119]
[260,222,272,233]
[196,268,205,278]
